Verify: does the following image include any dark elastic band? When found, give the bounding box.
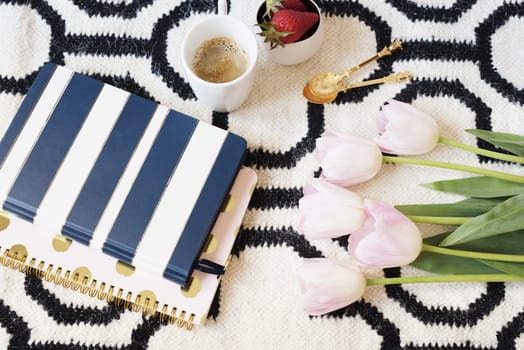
[195,259,225,275]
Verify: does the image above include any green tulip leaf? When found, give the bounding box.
[486,140,524,157]
[477,260,524,278]
[467,129,524,156]
[396,197,503,217]
[413,228,524,275]
[426,230,524,255]
[410,251,502,275]
[423,232,449,245]
[440,194,524,246]
[422,176,524,198]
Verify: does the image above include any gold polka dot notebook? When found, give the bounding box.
[0,166,256,330]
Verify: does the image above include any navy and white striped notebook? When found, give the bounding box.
[0,63,247,286]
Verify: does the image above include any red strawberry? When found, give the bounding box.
[281,0,309,11]
[265,0,309,16]
[258,9,319,48]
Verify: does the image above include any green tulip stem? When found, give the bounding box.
[438,136,524,164]
[407,215,469,225]
[421,243,524,262]
[382,155,524,184]
[366,274,524,286]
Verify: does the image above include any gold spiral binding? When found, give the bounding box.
[88,280,99,298]
[54,267,64,285]
[0,245,196,330]
[144,299,159,317]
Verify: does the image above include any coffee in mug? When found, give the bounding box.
[192,36,248,83]
[181,14,258,112]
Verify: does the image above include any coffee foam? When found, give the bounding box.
[192,37,248,83]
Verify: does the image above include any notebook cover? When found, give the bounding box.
[0,63,247,286]
[0,167,256,329]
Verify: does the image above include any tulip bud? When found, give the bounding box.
[375,100,440,155]
[315,131,383,186]
[298,179,366,239]
[348,199,422,268]
[298,258,366,316]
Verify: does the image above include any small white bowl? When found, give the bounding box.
[256,0,324,65]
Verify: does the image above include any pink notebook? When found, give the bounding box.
[0,167,256,330]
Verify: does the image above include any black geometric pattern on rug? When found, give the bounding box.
[24,274,124,325]
[0,72,39,95]
[233,227,323,259]
[497,311,524,350]
[25,315,162,350]
[384,268,506,327]
[385,0,478,23]
[0,299,31,349]
[476,2,524,106]
[328,300,401,350]
[244,102,324,169]
[70,0,154,19]
[249,187,302,210]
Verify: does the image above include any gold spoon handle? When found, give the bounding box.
[341,72,412,91]
[341,40,403,78]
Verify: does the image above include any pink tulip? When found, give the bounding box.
[298,179,366,239]
[298,258,366,315]
[348,199,422,268]
[315,131,383,186]
[375,100,440,155]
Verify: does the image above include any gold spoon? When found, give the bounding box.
[303,40,404,103]
[303,72,412,104]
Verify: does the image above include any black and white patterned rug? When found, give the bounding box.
[1,0,524,349]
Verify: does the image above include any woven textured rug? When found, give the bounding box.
[1,0,524,349]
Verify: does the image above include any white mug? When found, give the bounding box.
[181,4,258,113]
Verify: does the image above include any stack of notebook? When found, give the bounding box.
[0,63,256,329]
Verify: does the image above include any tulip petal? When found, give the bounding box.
[298,180,366,238]
[376,110,389,134]
[320,144,382,186]
[375,100,440,156]
[297,259,366,315]
[308,179,364,206]
[315,131,383,186]
[298,197,366,238]
[348,200,422,268]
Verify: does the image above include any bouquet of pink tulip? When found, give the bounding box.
[298,100,524,316]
